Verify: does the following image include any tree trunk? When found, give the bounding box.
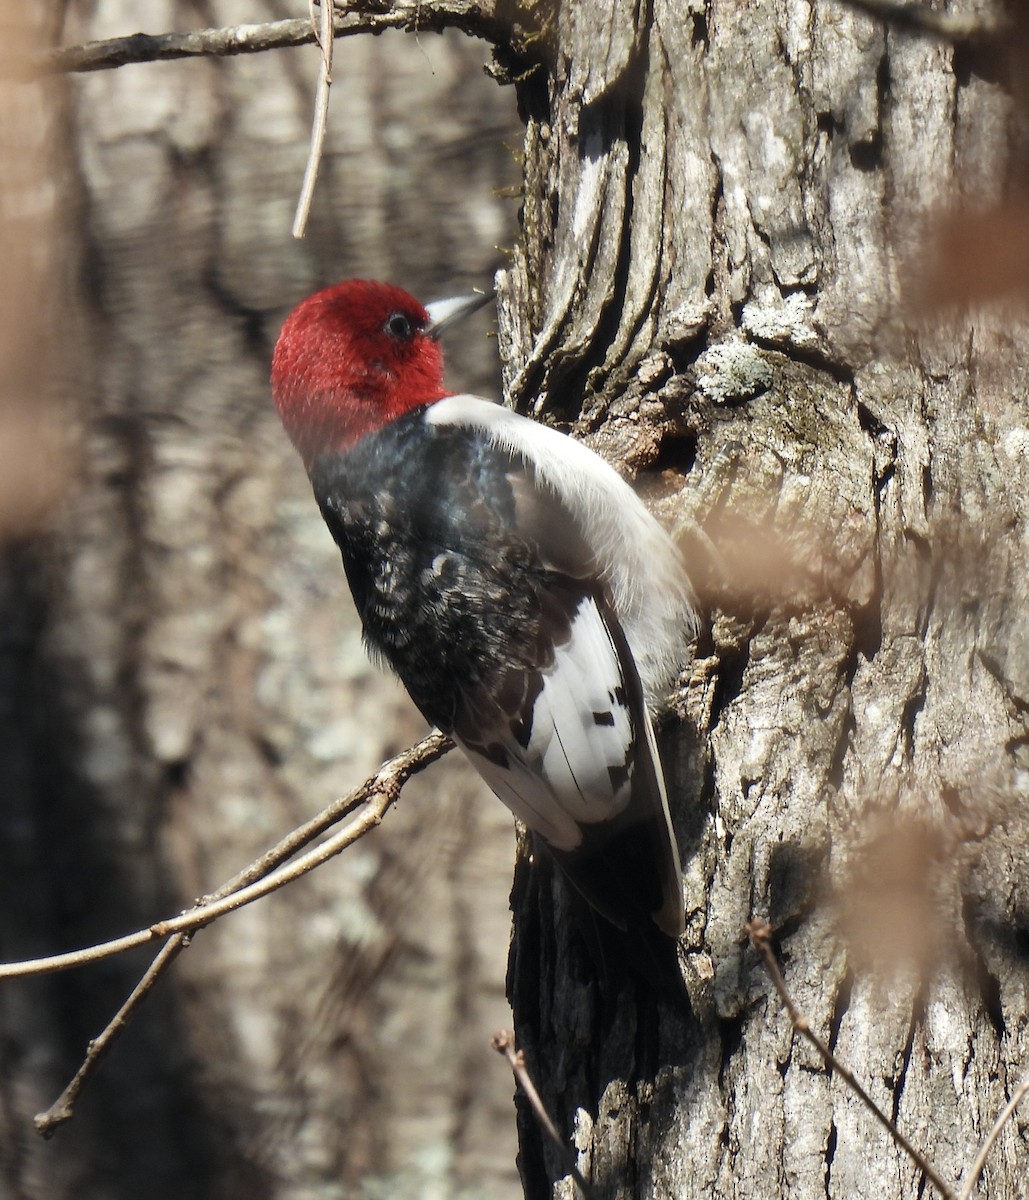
[500,2,1029,1198]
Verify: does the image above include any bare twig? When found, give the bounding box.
[292,0,335,239]
[24,4,523,77]
[21,731,451,1133]
[34,935,191,1137]
[958,1068,1029,1200]
[492,1030,596,1200]
[746,919,957,1200]
[831,0,1002,42]
[0,732,452,982]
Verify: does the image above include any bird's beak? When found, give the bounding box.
[424,289,494,340]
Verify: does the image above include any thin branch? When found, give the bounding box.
[26,4,524,77]
[0,732,452,981]
[492,1030,596,1200]
[23,731,450,1133]
[831,0,1002,42]
[292,0,336,239]
[958,1068,1029,1200]
[34,934,191,1137]
[746,919,957,1200]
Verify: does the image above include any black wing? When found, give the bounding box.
[310,409,684,936]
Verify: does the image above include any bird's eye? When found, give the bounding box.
[384,312,414,340]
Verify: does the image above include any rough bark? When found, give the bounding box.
[499,2,1029,1199]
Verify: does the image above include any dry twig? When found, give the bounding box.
[748,918,1029,1199]
[34,935,191,1137]
[17,732,451,1132]
[492,1030,596,1200]
[957,1068,1029,1200]
[25,4,521,77]
[0,732,452,982]
[292,0,336,239]
[746,919,956,1200]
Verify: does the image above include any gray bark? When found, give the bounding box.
[499,2,1029,1199]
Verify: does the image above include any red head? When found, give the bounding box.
[271,280,448,470]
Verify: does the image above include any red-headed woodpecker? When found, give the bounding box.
[271,280,698,942]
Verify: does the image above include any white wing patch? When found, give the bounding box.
[426,393,699,707]
[455,596,638,852]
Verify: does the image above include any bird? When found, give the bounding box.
[271,279,698,952]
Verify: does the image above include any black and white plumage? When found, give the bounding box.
[272,281,699,944]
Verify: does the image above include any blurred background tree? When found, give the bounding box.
[0,4,522,1198]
